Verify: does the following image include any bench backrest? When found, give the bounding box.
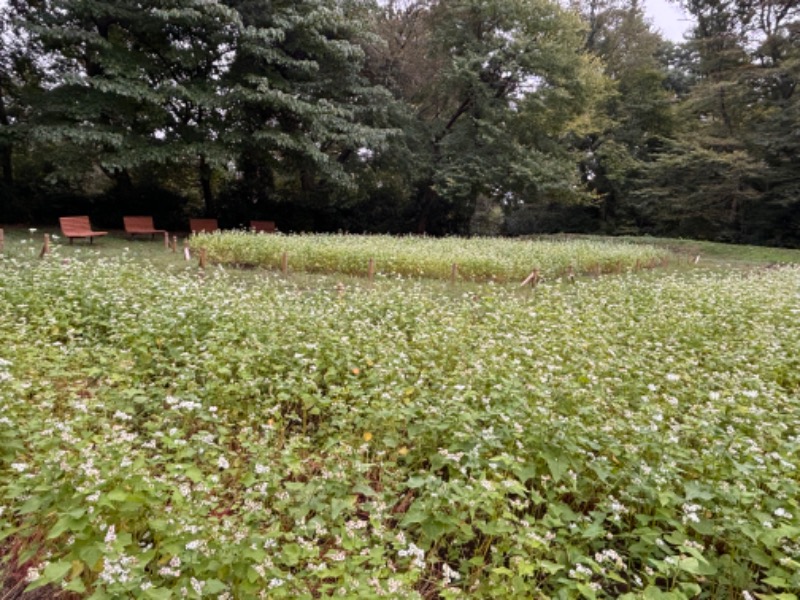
[250,220,276,233]
[190,218,219,234]
[60,216,94,235]
[124,216,157,231]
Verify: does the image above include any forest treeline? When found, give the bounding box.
[0,0,798,244]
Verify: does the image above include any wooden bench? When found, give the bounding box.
[59,216,108,244]
[123,216,166,240]
[250,220,276,233]
[189,218,219,234]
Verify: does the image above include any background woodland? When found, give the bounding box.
[0,0,798,245]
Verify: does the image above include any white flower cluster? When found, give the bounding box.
[398,542,425,569]
[682,503,702,524]
[594,548,626,571]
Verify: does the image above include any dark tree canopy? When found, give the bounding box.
[1,0,798,243]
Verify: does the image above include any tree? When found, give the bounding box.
[218,0,395,227]
[362,0,605,234]
[8,0,393,222]
[7,0,242,215]
[571,0,676,230]
[642,0,800,243]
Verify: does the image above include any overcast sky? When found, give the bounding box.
[0,0,694,43]
[644,0,693,42]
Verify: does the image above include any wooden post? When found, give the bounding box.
[450,263,458,284]
[172,235,178,253]
[520,269,540,288]
[199,248,207,269]
[368,258,375,282]
[163,231,169,249]
[183,239,191,261]
[281,251,288,275]
[694,255,700,265]
[39,234,50,258]
[0,228,4,253]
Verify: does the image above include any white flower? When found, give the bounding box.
[217,456,230,470]
[104,525,117,544]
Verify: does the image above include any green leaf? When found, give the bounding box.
[678,556,716,576]
[107,489,128,502]
[282,543,302,566]
[143,588,173,600]
[761,576,790,589]
[64,578,87,593]
[42,561,71,583]
[576,582,597,599]
[185,466,204,483]
[543,451,569,482]
[204,579,227,595]
[47,516,73,539]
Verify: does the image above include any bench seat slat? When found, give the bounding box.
[124,216,166,236]
[59,216,108,244]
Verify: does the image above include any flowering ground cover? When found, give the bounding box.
[188,232,670,281]
[1,237,799,599]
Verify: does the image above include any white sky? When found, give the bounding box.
[0,0,694,43]
[644,0,693,42]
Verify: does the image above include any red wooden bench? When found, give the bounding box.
[59,216,108,244]
[250,220,276,233]
[189,218,219,234]
[123,216,167,239]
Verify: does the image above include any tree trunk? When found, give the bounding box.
[199,155,215,217]
[0,87,12,186]
[415,186,438,234]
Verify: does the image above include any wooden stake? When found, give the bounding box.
[183,239,191,261]
[281,251,288,275]
[520,269,540,288]
[694,255,700,265]
[0,228,4,253]
[450,263,458,284]
[164,231,169,249]
[368,258,375,282]
[39,234,50,258]
[172,235,178,253]
[199,248,207,269]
